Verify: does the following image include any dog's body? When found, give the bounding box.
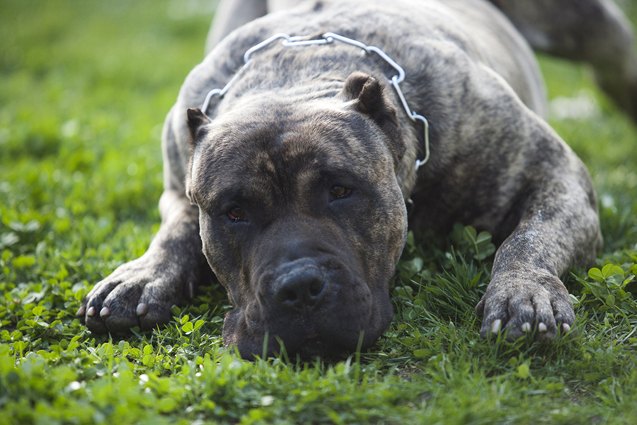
[80,0,637,358]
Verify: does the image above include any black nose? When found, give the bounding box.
[273,265,327,310]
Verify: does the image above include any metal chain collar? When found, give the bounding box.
[201,32,431,169]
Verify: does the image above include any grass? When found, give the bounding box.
[1,1,636,423]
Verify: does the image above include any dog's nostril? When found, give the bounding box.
[282,289,299,303]
[309,280,324,298]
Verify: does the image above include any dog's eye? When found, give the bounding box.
[227,206,247,222]
[329,185,352,200]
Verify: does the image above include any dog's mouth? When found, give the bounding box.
[223,297,388,361]
[293,336,347,361]
[260,329,361,361]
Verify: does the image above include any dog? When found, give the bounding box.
[78,0,637,358]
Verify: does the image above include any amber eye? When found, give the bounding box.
[227,207,247,222]
[329,185,352,200]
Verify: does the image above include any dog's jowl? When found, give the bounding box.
[80,0,637,358]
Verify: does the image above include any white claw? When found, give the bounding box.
[87,306,96,317]
[491,319,502,334]
[538,322,548,333]
[562,323,571,333]
[99,307,110,318]
[76,306,86,317]
[521,322,531,333]
[136,303,148,316]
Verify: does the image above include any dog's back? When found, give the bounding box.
[205,0,546,115]
[208,0,637,120]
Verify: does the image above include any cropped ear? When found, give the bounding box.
[186,108,212,148]
[341,72,405,163]
[185,108,211,205]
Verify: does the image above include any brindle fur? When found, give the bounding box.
[80,0,636,358]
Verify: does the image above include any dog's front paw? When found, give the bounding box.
[77,255,193,334]
[475,270,574,340]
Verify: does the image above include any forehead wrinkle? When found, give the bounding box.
[193,127,286,210]
[293,111,393,178]
[191,134,251,206]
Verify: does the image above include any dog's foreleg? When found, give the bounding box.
[79,190,211,333]
[476,158,602,339]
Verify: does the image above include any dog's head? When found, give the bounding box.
[186,72,408,359]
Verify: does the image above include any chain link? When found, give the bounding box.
[201,32,430,168]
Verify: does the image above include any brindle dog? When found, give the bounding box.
[79,0,636,358]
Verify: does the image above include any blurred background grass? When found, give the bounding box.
[1,0,215,278]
